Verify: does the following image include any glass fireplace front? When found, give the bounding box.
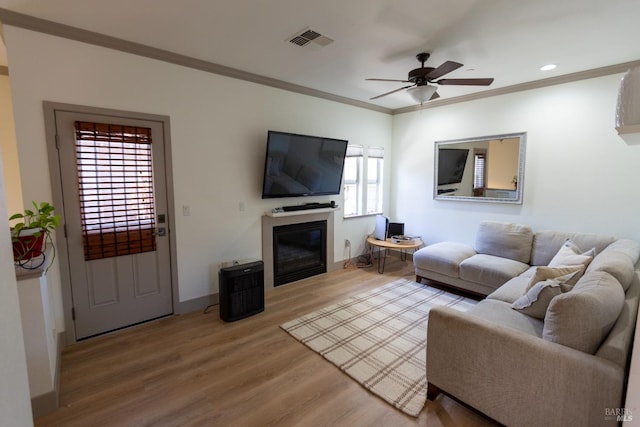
[272,220,327,286]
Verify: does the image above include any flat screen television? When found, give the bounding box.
[261,130,348,198]
[437,148,469,185]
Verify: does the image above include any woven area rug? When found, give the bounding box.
[280,278,477,417]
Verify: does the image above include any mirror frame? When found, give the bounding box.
[434,132,527,204]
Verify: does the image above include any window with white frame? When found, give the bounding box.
[343,145,384,217]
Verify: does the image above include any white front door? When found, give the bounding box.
[55,111,173,339]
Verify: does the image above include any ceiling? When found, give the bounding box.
[1,0,640,111]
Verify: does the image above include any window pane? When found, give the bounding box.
[343,155,362,216]
[367,158,378,183]
[343,183,358,216]
[343,157,358,182]
[366,157,383,213]
[366,184,378,214]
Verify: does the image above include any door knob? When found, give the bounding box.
[153,228,167,237]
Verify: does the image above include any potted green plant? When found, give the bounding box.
[10,201,61,266]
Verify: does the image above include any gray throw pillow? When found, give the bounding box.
[512,267,582,319]
[543,271,625,354]
[512,279,565,319]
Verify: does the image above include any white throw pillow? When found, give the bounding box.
[548,240,595,270]
[525,265,584,292]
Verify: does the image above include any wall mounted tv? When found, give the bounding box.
[437,148,470,185]
[261,130,348,198]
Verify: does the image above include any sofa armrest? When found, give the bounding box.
[427,306,625,427]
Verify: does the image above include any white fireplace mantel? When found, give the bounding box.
[264,207,336,218]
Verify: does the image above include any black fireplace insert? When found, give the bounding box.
[273,220,327,286]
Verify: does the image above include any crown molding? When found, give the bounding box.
[1,7,637,117]
[392,60,640,115]
[0,8,392,114]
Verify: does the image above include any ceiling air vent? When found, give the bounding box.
[288,28,334,48]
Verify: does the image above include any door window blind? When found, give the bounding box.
[74,121,156,260]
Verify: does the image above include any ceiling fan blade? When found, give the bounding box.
[426,61,463,80]
[370,84,415,100]
[436,78,494,86]
[366,78,412,83]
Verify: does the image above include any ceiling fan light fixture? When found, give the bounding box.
[407,85,437,104]
[367,53,493,103]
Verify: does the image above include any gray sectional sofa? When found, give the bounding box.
[415,221,640,426]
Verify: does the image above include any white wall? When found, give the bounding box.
[391,74,640,245]
[0,150,34,426]
[3,26,392,318]
[0,74,23,215]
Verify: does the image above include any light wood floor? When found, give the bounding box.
[35,257,497,427]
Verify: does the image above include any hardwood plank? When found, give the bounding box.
[35,257,497,427]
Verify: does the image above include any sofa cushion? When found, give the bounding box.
[530,231,616,266]
[586,239,640,291]
[548,240,595,270]
[543,271,625,354]
[413,242,476,278]
[474,221,533,264]
[459,254,530,288]
[468,299,544,337]
[596,274,640,367]
[487,274,531,303]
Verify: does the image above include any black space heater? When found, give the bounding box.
[218,260,265,322]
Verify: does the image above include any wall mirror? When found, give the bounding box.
[434,132,526,204]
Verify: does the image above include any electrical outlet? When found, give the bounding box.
[182,205,191,216]
[345,239,351,247]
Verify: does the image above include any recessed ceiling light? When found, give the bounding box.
[540,64,557,71]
